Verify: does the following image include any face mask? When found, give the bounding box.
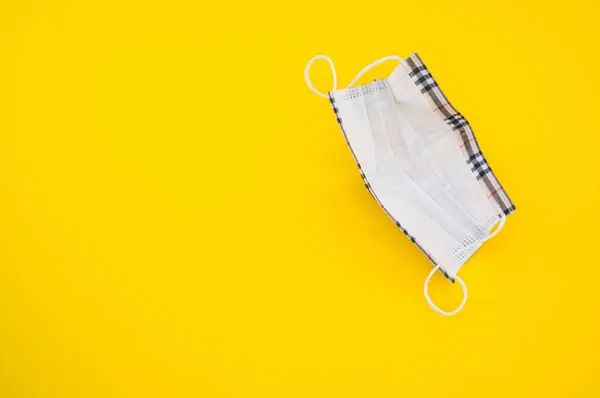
[304,54,515,316]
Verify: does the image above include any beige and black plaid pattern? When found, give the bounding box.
[403,53,516,216]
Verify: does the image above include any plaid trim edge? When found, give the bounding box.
[403,53,516,217]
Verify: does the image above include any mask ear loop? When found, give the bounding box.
[424,266,468,316]
[484,214,506,241]
[304,55,337,98]
[454,214,507,258]
[424,215,507,316]
[304,55,406,98]
[345,55,405,87]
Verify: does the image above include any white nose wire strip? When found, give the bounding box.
[424,215,507,316]
[304,55,406,98]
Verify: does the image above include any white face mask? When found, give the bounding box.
[304,55,514,316]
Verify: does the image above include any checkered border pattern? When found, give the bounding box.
[327,95,455,282]
[403,53,516,217]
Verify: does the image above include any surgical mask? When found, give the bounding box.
[304,54,515,316]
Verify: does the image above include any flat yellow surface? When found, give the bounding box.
[0,0,598,396]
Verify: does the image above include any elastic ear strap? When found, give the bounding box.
[305,55,406,98]
[425,216,506,315]
[304,55,337,98]
[424,266,468,316]
[484,215,506,241]
[454,215,507,257]
[346,55,405,88]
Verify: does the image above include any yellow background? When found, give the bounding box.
[0,0,598,396]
